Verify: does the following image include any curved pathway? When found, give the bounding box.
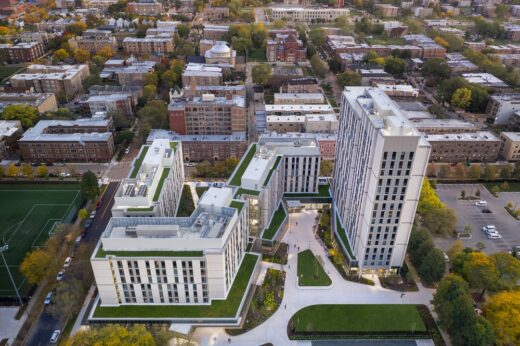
[193,210,435,345]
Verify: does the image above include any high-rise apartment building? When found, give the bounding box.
[332,87,430,273]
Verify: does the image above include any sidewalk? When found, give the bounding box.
[70,285,96,337]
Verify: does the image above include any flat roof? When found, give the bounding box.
[412,118,479,129]
[462,73,508,87]
[0,120,21,137]
[147,129,246,143]
[19,119,112,142]
[424,131,500,142]
[265,104,333,112]
[500,132,520,141]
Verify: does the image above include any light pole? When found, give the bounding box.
[0,245,24,307]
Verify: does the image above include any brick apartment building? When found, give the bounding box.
[0,92,58,113]
[127,0,162,15]
[0,120,22,160]
[280,77,321,93]
[18,119,115,163]
[203,6,229,22]
[168,94,246,135]
[425,131,502,163]
[122,36,174,55]
[0,42,45,63]
[181,63,223,88]
[266,34,306,63]
[72,29,118,54]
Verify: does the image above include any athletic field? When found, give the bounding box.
[0,184,83,299]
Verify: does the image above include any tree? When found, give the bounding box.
[463,252,498,297]
[73,48,90,63]
[447,240,463,261]
[453,164,467,180]
[489,252,520,291]
[6,163,18,177]
[468,165,482,180]
[137,100,168,129]
[491,185,500,196]
[48,279,84,319]
[421,58,451,85]
[460,190,466,199]
[35,165,48,177]
[252,64,271,85]
[142,84,157,101]
[408,228,434,266]
[483,290,520,346]
[418,248,446,284]
[433,274,472,328]
[20,248,53,285]
[53,48,69,61]
[160,70,178,88]
[78,208,89,220]
[21,163,33,178]
[336,71,361,88]
[97,46,114,59]
[320,160,333,176]
[500,163,512,179]
[482,165,497,181]
[273,19,285,29]
[451,88,472,109]
[417,178,445,215]
[438,165,449,179]
[176,23,190,38]
[310,54,328,78]
[423,207,457,236]
[143,72,159,87]
[80,171,100,201]
[1,104,38,127]
[66,324,155,346]
[513,161,520,179]
[384,56,405,76]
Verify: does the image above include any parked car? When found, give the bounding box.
[96,200,102,209]
[59,172,71,178]
[481,208,492,213]
[443,252,449,262]
[482,225,496,233]
[75,236,82,245]
[475,201,487,207]
[125,148,130,154]
[89,211,96,219]
[84,219,93,229]
[56,271,64,281]
[488,232,502,239]
[50,330,61,344]
[63,257,72,268]
[44,292,53,305]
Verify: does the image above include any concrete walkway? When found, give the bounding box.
[0,306,26,342]
[70,285,96,337]
[192,209,436,346]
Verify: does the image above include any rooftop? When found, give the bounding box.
[0,120,21,137]
[500,132,520,141]
[424,131,501,142]
[19,119,112,143]
[147,129,247,143]
[462,73,508,87]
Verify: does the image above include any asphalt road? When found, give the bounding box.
[25,182,119,346]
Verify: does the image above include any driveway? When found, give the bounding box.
[192,210,435,345]
[435,184,520,254]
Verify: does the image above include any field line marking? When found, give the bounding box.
[30,218,62,248]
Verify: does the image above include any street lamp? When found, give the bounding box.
[0,245,24,307]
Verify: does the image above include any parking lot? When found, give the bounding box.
[434,184,520,254]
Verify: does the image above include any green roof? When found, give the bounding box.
[263,155,282,187]
[93,253,259,318]
[335,214,355,260]
[229,200,245,213]
[229,144,257,186]
[126,207,154,212]
[169,142,178,151]
[235,188,260,197]
[129,146,149,178]
[284,184,330,198]
[262,203,287,240]
[95,247,203,259]
[153,168,170,202]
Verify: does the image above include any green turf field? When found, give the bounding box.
[0,184,82,298]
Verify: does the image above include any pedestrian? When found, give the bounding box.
[401,293,405,298]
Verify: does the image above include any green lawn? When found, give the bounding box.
[0,184,82,297]
[235,188,260,197]
[297,250,331,286]
[93,254,259,318]
[229,144,257,186]
[195,186,209,197]
[262,203,287,240]
[263,156,282,187]
[365,37,406,45]
[230,200,245,213]
[335,214,355,259]
[284,184,330,198]
[176,185,195,217]
[129,146,149,178]
[291,304,426,333]
[95,246,203,258]
[249,48,266,62]
[483,181,520,193]
[0,65,25,81]
[152,168,170,201]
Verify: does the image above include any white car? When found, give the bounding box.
[89,211,96,219]
[56,271,64,281]
[482,225,496,233]
[475,201,487,207]
[443,252,450,262]
[44,292,53,305]
[63,257,72,268]
[50,330,61,344]
[59,172,71,178]
[488,232,502,239]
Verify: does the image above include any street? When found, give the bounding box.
[24,182,120,346]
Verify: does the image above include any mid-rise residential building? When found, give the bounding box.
[0,92,58,113]
[403,34,446,58]
[266,34,306,63]
[146,21,180,37]
[122,36,174,55]
[168,94,246,135]
[462,73,509,89]
[411,119,479,134]
[0,120,22,160]
[280,77,321,93]
[87,94,134,116]
[89,85,142,104]
[19,32,55,45]
[9,64,90,99]
[18,119,115,162]
[333,87,430,272]
[112,139,184,217]
[269,7,350,22]
[148,129,248,162]
[0,42,45,63]
[183,85,246,98]
[486,94,520,124]
[182,63,223,88]
[266,114,338,133]
[127,0,163,15]
[72,29,117,54]
[376,4,399,17]
[273,93,325,104]
[375,84,419,98]
[92,186,252,307]
[261,132,337,160]
[505,23,520,41]
[425,131,501,162]
[82,0,118,8]
[202,25,229,40]
[500,132,520,161]
[265,103,334,116]
[100,58,156,85]
[36,18,76,32]
[203,6,229,22]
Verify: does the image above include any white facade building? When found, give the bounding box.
[112,139,185,217]
[333,87,430,272]
[269,7,350,22]
[92,187,249,306]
